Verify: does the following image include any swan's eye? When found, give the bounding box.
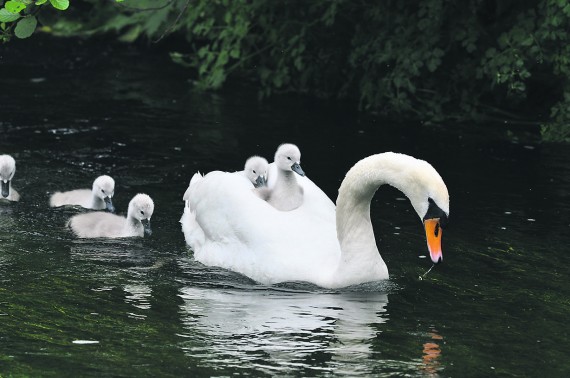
[140,210,144,215]
[101,189,105,194]
[287,156,292,161]
[252,170,256,174]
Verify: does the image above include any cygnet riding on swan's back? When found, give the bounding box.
[181,152,449,289]
[242,156,269,188]
[258,143,305,211]
[50,175,116,212]
[182,155,269,208]
[68,193,154,238]
[0,155,20,202]
[181,155,269,248]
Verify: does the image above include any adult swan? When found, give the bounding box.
[181,152,449,289]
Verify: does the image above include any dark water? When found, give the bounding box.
[1,38,569,377]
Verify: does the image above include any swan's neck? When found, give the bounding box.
[334,153,428,283]
[125,215,142,234]
[90,194,104,209]
[269,170,303,211]
[277,170,297,186]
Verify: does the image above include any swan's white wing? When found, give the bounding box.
[186,170,340,285]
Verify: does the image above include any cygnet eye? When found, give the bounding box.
[140,210,144,215]
[252,170,256,174]
[287,156,292,161]
[101,189,105,193]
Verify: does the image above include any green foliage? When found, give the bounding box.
[0,0,128,42]
[0,8,20,23]
[2,0,570,141]
[49,0,68,11]
[5,1,26,13]
[14,14,36,38]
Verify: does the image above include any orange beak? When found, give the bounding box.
[424,218,443,263]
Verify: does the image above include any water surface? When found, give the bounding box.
[1,37,569,376]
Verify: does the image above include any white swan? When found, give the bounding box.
[68,193,154,238]
[0,155,20,201]
[50,175,115,212]
[257,143,305,211]
[181,152,449,288]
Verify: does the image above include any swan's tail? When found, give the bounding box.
[180,205,205,251]
[183,172,203,208]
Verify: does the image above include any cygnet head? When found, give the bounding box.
[128,193,154,236]
[274,143,304,176]
[93,175,116,212]
[0,155,16,198]
[244,156,269,187]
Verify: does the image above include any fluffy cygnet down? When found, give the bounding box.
[50,175,115,212]
[242,155,269,188]
[68,193,154,238]
[0,154,20,201]
[257,143,305,211]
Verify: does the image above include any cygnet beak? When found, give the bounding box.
[255,175,267,188]
[291,162,305,177]
[141,218,152,236]
[1,180,9,198]
[104,196,115,213]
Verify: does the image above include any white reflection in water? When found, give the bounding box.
[178,287,388,374]
[124,284,152,310]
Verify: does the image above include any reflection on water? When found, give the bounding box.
[178,287,388,375]
[420,328,443,376]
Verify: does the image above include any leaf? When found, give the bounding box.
[49,0,69,11]
[36,0,48,5]
[5,1,26,13]
[229,48,240,59]
[118,25,141,42]
[14,16,37,38]
[142,5,170,37]
[0,8,21,22]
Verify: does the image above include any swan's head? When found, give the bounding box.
[0,155,16,198]
[349,152,449,264]
[406,160,449,265]
[274,143,304,176]
[92,175,116,212]
[128,193,154,236]
[244,156,269,187]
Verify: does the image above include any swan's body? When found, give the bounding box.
[50,175,115,212]
[68,193,154,238]
[257,143,305,211]
[0,155,20,202]
[182,152,449,288]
